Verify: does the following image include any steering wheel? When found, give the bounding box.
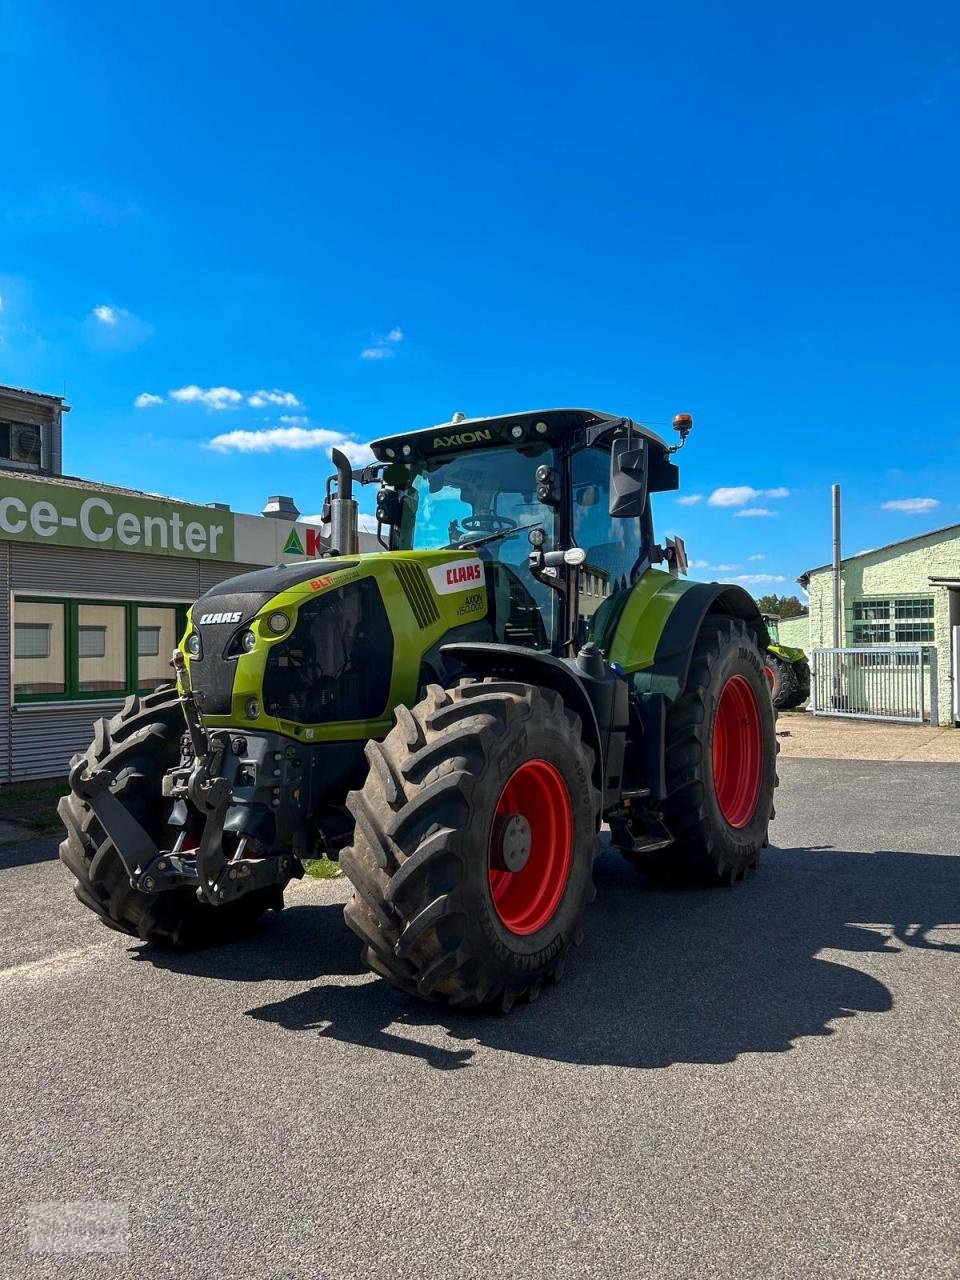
[460,513,517,533]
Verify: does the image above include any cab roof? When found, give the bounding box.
[369,407,670,463]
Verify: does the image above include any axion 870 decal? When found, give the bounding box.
[427,558,483,595]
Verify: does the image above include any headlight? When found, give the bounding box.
[267,611,290,634]
[186,633,201,657]
[245,698,260,719]
[240,629,257,653]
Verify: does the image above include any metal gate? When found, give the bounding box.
[811,646,936,723]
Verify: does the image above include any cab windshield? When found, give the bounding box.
[399,444,558,649]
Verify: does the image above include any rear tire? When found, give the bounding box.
[792,658,811,707]
[647,617,777,885]
[58,688,291,946]
[767,652,799,710]
[340,679,601,1011]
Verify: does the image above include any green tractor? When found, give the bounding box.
[60,408,778,1011]
[762,613,811,711]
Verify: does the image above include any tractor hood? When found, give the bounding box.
[180,550,492,740]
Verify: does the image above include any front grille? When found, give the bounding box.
[394,562,440,629]
[263,578,394,724]
[190,591,272,715]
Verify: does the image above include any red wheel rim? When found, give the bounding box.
[764,664,776,693]
[712,674,763,829]
[488,759,573,935]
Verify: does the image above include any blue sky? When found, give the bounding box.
[2,1,958,594]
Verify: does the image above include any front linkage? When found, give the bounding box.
[68,653,294,907]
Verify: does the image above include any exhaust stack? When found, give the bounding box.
[328,447,359,555]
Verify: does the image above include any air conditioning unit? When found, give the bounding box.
[0,421,43,468]
[11,426,42,464]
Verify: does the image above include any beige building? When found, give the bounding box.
[799,523,960,725]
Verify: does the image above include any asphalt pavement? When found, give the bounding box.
[1,757,958,1279]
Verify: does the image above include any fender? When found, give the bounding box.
[439,642,611,800]
[610,576,770,703]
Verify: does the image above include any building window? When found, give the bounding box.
[77,625,107,659]
[136,606,179,690]
[12,597,186,703]
[13,601,67,698]
[137,626,161,657]
[14,623,52,660]
[852,596,934,646]
[77,604,126,692]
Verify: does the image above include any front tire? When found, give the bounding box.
[58,689,292,946]
[655,617,777,885]
[340,679,601,1011]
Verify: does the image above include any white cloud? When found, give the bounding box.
[170,384,244,411]
[709,485,759,507]
[86,303,152,351]
[677,493,703,506]
[690,560,741,573]
[361,326,405,360]
[708,485,790,508]
[204,425,372,464]
[881,497,940,514]
[0,294,4,310]
[749,553,766,561]
[134,392,164,409]
[731,573,787,585]
[248,389,301,408]
[278,414,309,426]
[734,507,776,518]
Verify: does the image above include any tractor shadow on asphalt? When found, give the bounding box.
[134,901,368,984]
[241,842,960,1071]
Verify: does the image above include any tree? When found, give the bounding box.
[756,593,806,619]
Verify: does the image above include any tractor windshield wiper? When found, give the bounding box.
[445,521,544,551]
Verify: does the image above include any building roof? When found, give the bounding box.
[6,467,197,506]
[799,520,960,584]
[0,383,70,409]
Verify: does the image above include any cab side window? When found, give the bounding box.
[572,446,642,643]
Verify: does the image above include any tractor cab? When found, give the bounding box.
[762,613,782,645]
[362,408,686,657]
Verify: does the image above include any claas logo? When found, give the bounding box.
[445,563,481,587]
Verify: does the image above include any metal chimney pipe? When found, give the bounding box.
[831,484,842,649]
[328,447,358,555]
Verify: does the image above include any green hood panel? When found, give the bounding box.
[181,550,489,741]
[768,642,806,663]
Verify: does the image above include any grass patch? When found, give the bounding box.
[303,857,343,880]
[0,782,65,835]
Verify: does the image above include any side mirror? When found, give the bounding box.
[609,438,648,517]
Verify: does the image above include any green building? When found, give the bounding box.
[799,523,960,725]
